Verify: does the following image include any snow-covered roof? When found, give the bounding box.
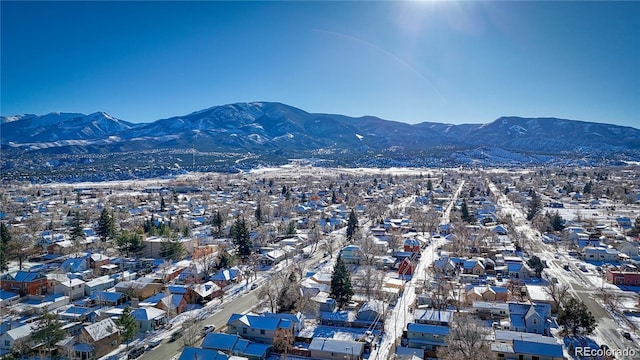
[83,318,118,342]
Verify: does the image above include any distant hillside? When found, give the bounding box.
[2,102,639,182]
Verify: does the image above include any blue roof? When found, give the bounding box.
[463,260,481,269]
[404,239,421,246]
[62,306,97,318]
[132,307,165,321]
[141,293,165,305]
[202,333,238,351]
[262,312,303,324]
[507,263,523,272]
[178,347,228,360]
[243,342,271,357]
[12,270,43,282]
[278,319,292,329]
[0,290,19,300]
[61,258,87,272]
[227,313,288,331]
[90,291,125,303]
[407,323,450,336]
[513,340,563,357]
[211,267,241,281]
[167,285,188,294]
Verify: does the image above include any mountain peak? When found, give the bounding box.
[1,102,638,170]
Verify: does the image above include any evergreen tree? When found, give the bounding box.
[160,235,186,261]
[160,197,166,212]
[217,250,232,270]
[231,217,252,260]
[286,221,297,237]
[70,211,85,241]
[255,204,263,225]
[0,222,11,271]
[281,185,288,196]
[116,230,145,257]
[461,199,473,223]
[550,211,565,231]
[426,179,433,191]
[211,210,224,236]
[558,297,597,336]
[526,190,541,221]
[346,209,358,242]
[31,311,66,356]
[96,208,115,241]
[526,255,546,278]
[117,306,138,348]
[330,255,354,309]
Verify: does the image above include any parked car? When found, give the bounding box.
[169,331,183,342]
[128,347,145,359]
[147,339,162,349]
[202,324,216,335]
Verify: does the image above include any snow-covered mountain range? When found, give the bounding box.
[2,102,639,177]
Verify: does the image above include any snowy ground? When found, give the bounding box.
[489,181,640,358]
[371,180,464,360]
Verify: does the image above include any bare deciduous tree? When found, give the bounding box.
[258,272,286,313]
[182,315,201,347]
[436,314,493,360]
[543,280,569,313]
[506,278,527,302]
[597,287,623,314]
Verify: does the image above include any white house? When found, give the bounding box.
[53,277,86,300]
[583,246,619,262]
[0,324,35,354]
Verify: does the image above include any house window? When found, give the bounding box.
[260,329,265,335]
[533,318,537,324]
[242,328,247,334]
[498,354,504,358]
[4,340,10,347]
[532,357,539,360]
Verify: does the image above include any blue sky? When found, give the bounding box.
[2,1,639,128]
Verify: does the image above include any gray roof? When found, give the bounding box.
[83,318,118,341]
[309,337,364,355]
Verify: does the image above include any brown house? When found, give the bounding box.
[46,240,74,255]
[115,278,164,300]
[158,294,188,315]
[77,318,120,359]
[1,270,48,296]
[465,285,509,305]
[88,253,110,270]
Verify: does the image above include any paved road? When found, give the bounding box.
[489,181,640,356]
[139,285,260,359]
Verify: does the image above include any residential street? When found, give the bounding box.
[489,181,640,355]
